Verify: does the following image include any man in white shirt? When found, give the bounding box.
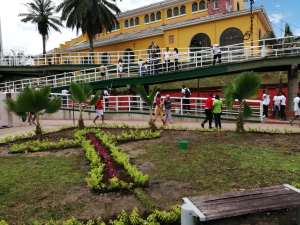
[9,85,15,93]
[290,93,300,125]
[62,88,69,107]
[211,44,221,65]
[138,58,144,77]
[104,86,110,111]
[181,85,191,115]
[272,92,280,119]
[164,47,171,72]
[262,89,270,119]
[35,85,40,91]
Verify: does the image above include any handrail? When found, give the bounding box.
[49,93,264,121]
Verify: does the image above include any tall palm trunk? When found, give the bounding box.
[78,103,85,129]
[236,101,244,132]
[89,40,94,54]
[35,113,43,139]
[42,35,46,55]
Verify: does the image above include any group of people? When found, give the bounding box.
[262,89,287,120]
[201,93,223,129]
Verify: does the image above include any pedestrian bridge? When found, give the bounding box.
[0,36,299,93]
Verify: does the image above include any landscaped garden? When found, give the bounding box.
[1,124,300,225]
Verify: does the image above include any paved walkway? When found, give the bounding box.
[0,118,299,140]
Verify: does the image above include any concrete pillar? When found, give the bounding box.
[181,204,196,225]
[0,93,22,127]
[288,64,299,110]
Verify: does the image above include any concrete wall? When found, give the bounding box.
[0,93,22,127]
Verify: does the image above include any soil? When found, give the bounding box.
[1,128,299,224]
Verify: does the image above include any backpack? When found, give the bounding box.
[184,88,191,97]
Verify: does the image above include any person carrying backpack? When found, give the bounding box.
[181,85,191,115]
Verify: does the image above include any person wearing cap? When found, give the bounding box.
[138,58,144,77]
[212,94,223,129]
[211,44,221,65]
[103,86,110,111]
[164,95,174,124]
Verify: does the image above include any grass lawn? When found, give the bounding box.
[0,155,88,223]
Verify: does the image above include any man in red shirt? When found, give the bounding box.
[201,93,214,128]
[93,95,106,125]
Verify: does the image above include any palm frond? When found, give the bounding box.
[69,82,85,103]
[137,85,151,106]
[148,85,158,106]
[243,101,252,118]
[44,97,62,114]
[86,90,101,107]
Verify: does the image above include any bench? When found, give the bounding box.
[181,184,300,225]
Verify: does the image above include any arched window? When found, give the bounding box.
[124,20,128,28]
[173,7,179,16]
[189,33,211,48]
[123,48,134,64]
[130,18,134,27]
[101,53,110,64]
[150,13,155,22]
[111,23,115,31]
[167,9,172,18]
[144,14,149,23]
[135,17,139,26]
[237,2,240,11]
[199,1,205,10]
[116,22,120,30]
[220,27,244,56]
[180,5,186,15]
[156,11,161,21]
[147,44,161,61]
[192,2,198,12]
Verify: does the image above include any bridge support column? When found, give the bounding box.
[126,84,138,95]
[0,93,22,127]
[287,64,299,110]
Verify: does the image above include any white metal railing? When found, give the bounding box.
[1,36,300,93]
[49,93,264,122]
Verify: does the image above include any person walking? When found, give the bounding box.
[262,89,270,119]
[201,93,214,129]
[62,88,69,107]
[99,64,106,80]
[290,93,300,125]
[118,59,123,78]
[279,91,286,120]
[103,86,111,111]
[173,48,179,71]
[153,93,166,125]
[28,112,36,125]
[164,47,171,72]
[93,95,106,125]
[182,85,191,115]
[164,95,174,124]
[272,92,281,119]
[35,85,40,91]
[212,94,222,129]
[138,58,144,77]
[211,44,221,65]
[152,55,159,74]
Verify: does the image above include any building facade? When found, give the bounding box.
[51,0,274,64]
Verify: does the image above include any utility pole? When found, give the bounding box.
[244,0,255,55]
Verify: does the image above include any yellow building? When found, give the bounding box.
[51,0,274,64]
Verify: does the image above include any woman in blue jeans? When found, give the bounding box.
[212,94,223,129]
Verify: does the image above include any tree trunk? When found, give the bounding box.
[148,107,155,128]
[35,113,43,140]
[89,40,94,54]
[42,35,46,55]
[236,101,244,132]
[78,103,85,129]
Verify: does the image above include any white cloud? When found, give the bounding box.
[275,4,281,8]
[269,13,283,24]
[295,28,300,36]
[0,0,162,55]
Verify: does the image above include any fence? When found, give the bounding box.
[49,93,263,122]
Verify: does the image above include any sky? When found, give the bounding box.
[0,0,299,55]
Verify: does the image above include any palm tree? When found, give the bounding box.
[57,0,121,53]
[136,84,158,128]
[3,85,61,139]
[69,83,101,129]
[19,0,64,55]
[223,72,261,132]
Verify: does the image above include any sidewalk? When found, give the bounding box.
[0,119,299,140]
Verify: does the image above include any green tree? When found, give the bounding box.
[68,82,101,129]
[3,86,61,139]
[19,0,64,55]
[57,0,121,53]
[223,72,261,132]
[136,85,158,128]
